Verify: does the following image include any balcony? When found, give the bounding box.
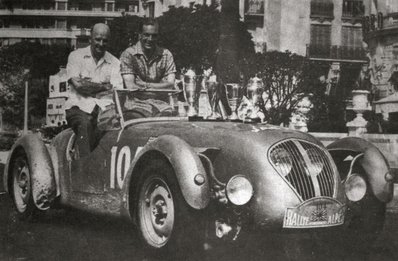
[307,44,367,61]
[363,12,398,40]
[310,1,334,19]
[244,0,264,16]
[0,27,87,39]
[0,8,138,18]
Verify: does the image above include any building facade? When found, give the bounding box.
[0,0,219,48]
[0,0,140,48]
[363,0,398,119]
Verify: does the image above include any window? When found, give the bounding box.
[311,0,334,17]
[245,0,264,15]
[309,24,332,58]
[60,82,67,92]
[310,24,331,47]
[48,104,53,109]
[342,0,364,18]
[342,26,362,48]
[56,19,67,29]
[106,3,113,12]
[148,2,155,18]
[57,2,66,11]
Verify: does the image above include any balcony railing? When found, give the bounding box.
[307,44,366,61]
[342,0,365,18]
[0,8,138,17]
[310,1,334,18]
[244,0,264,16]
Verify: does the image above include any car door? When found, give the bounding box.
[70,130,119,194]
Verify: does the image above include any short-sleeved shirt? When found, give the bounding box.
[120,41,176,82]
[65,46,123,114]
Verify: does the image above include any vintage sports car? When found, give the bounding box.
[3,89,394,257]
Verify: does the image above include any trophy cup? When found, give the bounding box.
[205,74,222,119]
[225,83,242,120]
[247,75,264,106]
[183,69,198,117]
[246,76,265,120]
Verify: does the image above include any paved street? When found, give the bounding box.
[0,187,397,261]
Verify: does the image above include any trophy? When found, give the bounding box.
[183,69,198,117]
[205,74,222,119]
[225,83,242,120]
[247,75,264,106]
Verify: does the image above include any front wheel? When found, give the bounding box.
[136,160,205,259]
[138,173,175,248]
[11,154,38,220]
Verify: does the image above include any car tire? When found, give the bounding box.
[136,159,205,260]
[11,153,38,220]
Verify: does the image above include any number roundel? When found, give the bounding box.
[110,146,135,189]
[117,146,131,189]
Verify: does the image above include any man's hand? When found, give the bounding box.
[69,77,111,97]
[135,78,149,90]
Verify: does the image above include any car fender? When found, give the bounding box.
[327,137,393,203]
[122,135,210,217]
[4,134,56,210]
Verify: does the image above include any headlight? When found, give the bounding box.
[344,174,367,202]
[226,175,253,206]
[270,148,293,177]
[306,148,324,176]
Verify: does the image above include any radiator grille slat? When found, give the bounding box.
[270,140,335,201]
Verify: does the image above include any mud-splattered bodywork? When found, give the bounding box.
[3,117,393,237]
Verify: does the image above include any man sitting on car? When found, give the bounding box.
[120,18,176,117]
[66,23,123,157]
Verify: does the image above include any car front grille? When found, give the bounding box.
[269,139,336,201]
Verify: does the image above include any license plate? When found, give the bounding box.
[283,197,345,228]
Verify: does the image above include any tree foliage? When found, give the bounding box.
[108,4,255,75]
[0,42,70,128]
[245,51,324,125]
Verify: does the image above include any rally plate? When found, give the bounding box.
[283,197,346,228]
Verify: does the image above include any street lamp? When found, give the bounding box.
[23,69,30,135]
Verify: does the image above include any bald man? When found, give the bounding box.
[65,23,123,157]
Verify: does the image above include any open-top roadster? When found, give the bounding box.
[3,89,394,258]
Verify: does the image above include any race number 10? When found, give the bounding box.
[109,146,142,189]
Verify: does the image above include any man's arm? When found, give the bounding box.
[122,73,175,90]
[135,73,176,89]
[66,50,112,97]
[122,74,142,90]
[69,77,112,97]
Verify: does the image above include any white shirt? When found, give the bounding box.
[65,46,123,113]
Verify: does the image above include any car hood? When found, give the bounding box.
[125,120,321,148]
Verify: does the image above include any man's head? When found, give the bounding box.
[90,23,110,59]
[139,18,159,54]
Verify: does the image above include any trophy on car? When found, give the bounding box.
[247,75,264,106]
[225,83,243,120]
[244,75,266,121]
[205,73,222,119]
[183,68,198,117]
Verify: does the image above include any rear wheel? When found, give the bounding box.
[11,154,38,220]
[136,160,205,260]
